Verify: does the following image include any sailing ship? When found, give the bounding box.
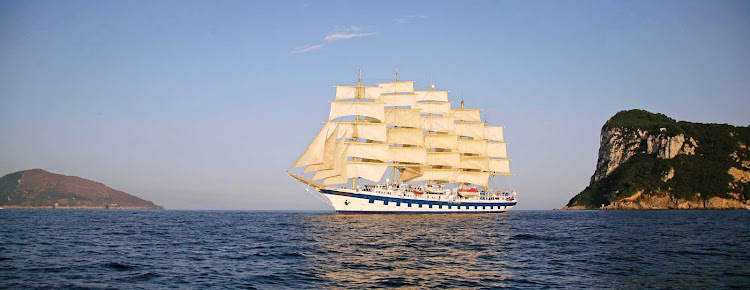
[287,69,517,214]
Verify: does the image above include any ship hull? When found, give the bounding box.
[319,188,516,214]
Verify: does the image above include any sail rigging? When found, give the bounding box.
[293,70,512,188]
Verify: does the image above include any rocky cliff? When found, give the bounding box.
[566,110,750,210]
[0,169,163,209]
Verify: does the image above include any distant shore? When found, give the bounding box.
[0,205,164,210]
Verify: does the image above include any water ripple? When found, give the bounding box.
[0,210,748,288]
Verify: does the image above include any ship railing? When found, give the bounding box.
[454,195,514,202]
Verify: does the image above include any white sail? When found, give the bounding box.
[426,152,460,167]
[301,124,339,173]
[380,93,417,107]
[315,139,390,183]
[487,142,507,158]
[303,163,328,173]
[293,123,337,168]
[455,171,489,187]
[321,126,338,167]
[387,128,424,146]
[384,109,421,128]
[362,86,384,100]
[414,102,451,115]
[388,147,427,164]
[489,158,510,173]
[311,140,349,180]
[415,90,449,102]
[399,166,423,182]
[313,168,341,180]
[457,139,488,155]
[485,126,504,142]
[329,101,385,122]
[424,134,458,150]
[421,116,455,133]
[334,86,382,101]
[409,168,458,183]
[459,156,489,171]
[451,109,481,122]
[378,81,414,94]
[346,161,388,183]
[454,122,485,139]
[332,122,387,142]
[322,175,347,185]
[344,142,389,162]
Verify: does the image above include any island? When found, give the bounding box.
[0,169,164,209]
[565,109,750,210]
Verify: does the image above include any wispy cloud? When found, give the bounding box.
[395,15,428,24]
[291,26,377,54]
[324,32,377,41]
[291,44,324,54]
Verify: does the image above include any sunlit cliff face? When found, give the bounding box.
[592,128,698,183]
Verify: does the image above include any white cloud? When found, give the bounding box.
[291,26,376,54]
[324,32,376,41]
[290,44,324,54]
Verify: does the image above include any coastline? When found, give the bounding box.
[561,196,748,210]
[0,205,164,210]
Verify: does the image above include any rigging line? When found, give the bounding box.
[302,184,333,206]
[489,175,499,191]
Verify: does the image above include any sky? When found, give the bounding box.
[1,0,748,210]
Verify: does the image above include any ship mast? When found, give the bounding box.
[426,74,435,185]
[392,66,399,184]
[351,69,362,190]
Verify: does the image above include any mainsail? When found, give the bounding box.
[293,69,511,189]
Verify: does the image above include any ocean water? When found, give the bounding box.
[0,210,748,289]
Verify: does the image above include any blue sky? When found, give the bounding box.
[1,0,748,210]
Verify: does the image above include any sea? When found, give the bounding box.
[0,210,748,289]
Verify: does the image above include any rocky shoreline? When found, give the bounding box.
[565,110,750,210]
